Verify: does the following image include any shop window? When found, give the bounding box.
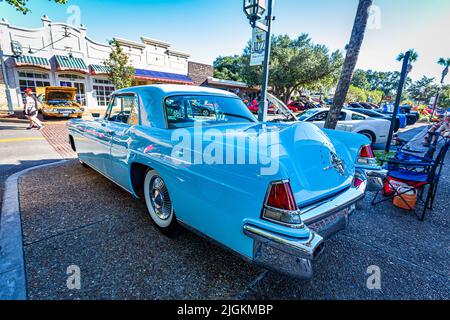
[93,78,115,107]
[18,71,51,102]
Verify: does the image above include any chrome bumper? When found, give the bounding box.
[243,224,324,279]
[243,180,369,279]
[364,169,388,192]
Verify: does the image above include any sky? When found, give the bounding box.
[1,0,449,83]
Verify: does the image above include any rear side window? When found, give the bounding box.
[164,95,256,129]
[352,113,366,120]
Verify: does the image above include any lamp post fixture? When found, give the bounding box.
[243,0,273,122]
[243,0,267,27]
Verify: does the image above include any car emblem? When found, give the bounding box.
[323,151,346,176]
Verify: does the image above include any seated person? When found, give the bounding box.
[424,115,450,146]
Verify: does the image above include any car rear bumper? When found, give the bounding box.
[42,110,83,118]
[243,179,367,279]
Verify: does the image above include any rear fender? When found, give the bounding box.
[322,129,370,164]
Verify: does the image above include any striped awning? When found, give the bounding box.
[14,55,51,70]
[90,64,111,75]
[134,69,193,85]
[55,55,89,73]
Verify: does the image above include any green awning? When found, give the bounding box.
[55,55,88,73]
[14,55,51,70]
[90,64,111,75]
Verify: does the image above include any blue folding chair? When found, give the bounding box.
[372,139,450,221]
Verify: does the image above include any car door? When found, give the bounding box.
[337,111,354,132]
[103,94,140,191]
[309,111,347,131]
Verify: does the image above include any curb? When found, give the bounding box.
[0,160,67,300]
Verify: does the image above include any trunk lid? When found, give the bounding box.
[176,121,354,207]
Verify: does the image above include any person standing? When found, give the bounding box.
[23,88,44,130]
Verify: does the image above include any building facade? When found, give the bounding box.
[0,16,192,113]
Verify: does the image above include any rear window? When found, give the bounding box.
[164,95,256,129]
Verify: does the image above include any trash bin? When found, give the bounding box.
[398,114,407,128]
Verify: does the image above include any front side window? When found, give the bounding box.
[106,95,139,125]
[164,95,256,129]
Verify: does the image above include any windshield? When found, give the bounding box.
[298,109,321,121]
[164,95,257,128]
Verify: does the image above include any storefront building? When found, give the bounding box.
[0,16,192,113]
[187,61,259,100]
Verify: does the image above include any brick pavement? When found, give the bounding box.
[40,123,77,159]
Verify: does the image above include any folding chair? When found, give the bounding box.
[372,139,450,221]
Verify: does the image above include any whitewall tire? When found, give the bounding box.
[143,169,180,236]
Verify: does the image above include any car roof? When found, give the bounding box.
[114,84,238,98]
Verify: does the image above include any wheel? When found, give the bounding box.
[358,130,376,145]
[202,109,210,117]
[143,169,180,237]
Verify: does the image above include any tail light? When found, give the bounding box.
[357,145,378,165]
[262,181,302,225]
[353,171,365,188]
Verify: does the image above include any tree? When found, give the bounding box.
[407,76,438,104]
[351,69,370,91]
[213,55,244,82]
[104,39,135,90]
[437,57,450,84]
[5,0,67,14]
[438,85,450,109]
[213,34,343,104]
[325,0,373,129]
[351,69,412,99]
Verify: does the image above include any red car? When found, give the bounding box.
[287,101,306,113]
[247,101,276,114]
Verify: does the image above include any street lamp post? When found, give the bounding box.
[385,50,411,153]
[243,0,274,122]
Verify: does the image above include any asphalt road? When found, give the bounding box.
[0,120,62,209]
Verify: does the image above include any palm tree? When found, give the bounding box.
[437,57,450,84]
[397,49,419,63]
[325,0,373,129]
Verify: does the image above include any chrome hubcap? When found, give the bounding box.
[150,177,172,221]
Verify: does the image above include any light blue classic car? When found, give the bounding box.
[67,85,385,279]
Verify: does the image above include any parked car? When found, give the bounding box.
[349,102,368,109]
[37,86,84,119]
[347,108,400,133]
[298,108,390,145]
[287,101,306,113]
[247,101,276,114]
[67,85,385,279]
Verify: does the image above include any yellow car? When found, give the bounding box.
[38,87,85,119]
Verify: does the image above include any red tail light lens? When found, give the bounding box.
[266,182,298,211]
[357,145,377,165]
[262,181,302,226]
[360,145,375,158]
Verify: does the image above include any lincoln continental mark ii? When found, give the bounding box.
[67,85,385,279]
